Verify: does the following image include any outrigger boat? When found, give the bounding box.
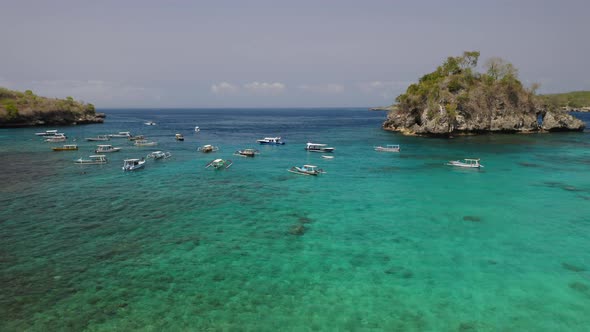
[52,144,78,151]
[257,137,285,145]
[86,135,110,142]
[234,148,259,157]
[198,144,219,153]
[305,142,334,153]
[446,158,484,168]
[128,135,144,141]
[122,158,146,171]
[134,139,157,147]
[144,121,156,126]
[108,131,131,138]
[374,144,400,152]
[175,133,184,141]
[36,129,65,137]
[147,151,172,159]
[95,145,121,153]
[45,134,67,142]
[205,158,233,170]
[75,155,108,164]
[288,165,325,176]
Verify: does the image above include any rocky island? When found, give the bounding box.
[0,87,104,127]
[382,52,585,136]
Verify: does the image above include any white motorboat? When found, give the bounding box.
[288,164,325,176]
[234,148,259,157]
[446,158,484,168]
[86,135,110,141]
[321,155,334,159]
[128,135,144,141]
[257,137,284,145]
[108,131,132,138]
[75,155,108,164]
[195,126,200,132]
[147,151,172,159]
[375,144,400,152]
[122,158,146,171]
[198,144,219,153]
[52,144,78,151]
[175,133,184,141]
[35,129,64,137]
[45,134,67,142]
[305,142,334,153]
[134,140,157,147]
[95,145,121,153]
[144,121,156,126]
[205,158,233,170]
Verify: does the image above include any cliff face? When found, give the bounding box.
[382,52,585,136]
[0,87,104,127]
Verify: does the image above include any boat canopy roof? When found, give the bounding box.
[97,144,113,147]
[213,158,223,162]
[303,165,317,168]
[124,158,141,162]
[204,144,212,147]
[306,142,326,146]
[90,155,106,158]
[464,158,480,161]
[64,144,77,147]
[387,144,400,147]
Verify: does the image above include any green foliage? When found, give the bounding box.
[5,102,19,119]
[540,91,590,108]
[25,90,34,96]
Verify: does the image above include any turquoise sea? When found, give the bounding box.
[1,108,589,331]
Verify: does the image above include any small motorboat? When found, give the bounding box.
[122,158,146,171]
[195,126,200,132]
[175,133,184,141]
[446,159,484,168]
[86,135,110,142]
[36,130,65,137]
[205,158,233,170]
[374,144,400,152]
[321,155,334,159]
[128,135,145,141]
[144,121,156,126]
[52,144,78,151]
[75,155,108,164]
[95,145,121,153]
[108,131,132,138]
[147,151,172,159]
[305,142,334,153]
[257,137,285,145]
[234,148,259,157]
[45,134,67,142]
[134,140,157,147]
[197,144,219,153]
[288,165,325,176]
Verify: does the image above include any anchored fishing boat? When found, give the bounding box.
[36,129,65,137]
[86,135,110,142]
[205,158,233,170]
[446,158,484,168]
[52,144,78,151]
[95,145,121,153]
[257,137,285,145]
[198,144,219,153]
[147,151,172,159]
[122,158,146,171]
[175,133,184,141]
[45,134,67,142]
[134,139,157,147]
[305,142,334,153]
[234,148,259,157]
[374,144,400,152]
[75,155,108,164]
[288,165,325,176]
[128,135,145,141]
[108,131,132,138]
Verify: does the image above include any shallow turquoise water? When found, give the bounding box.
[1,109,589,331]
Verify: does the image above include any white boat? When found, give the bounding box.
[288,164,325,176]
[305,142,334,153]
[134,140,158,147]
[144,121,156,126]
[122,158,146,171]
[446,158,484,168]
[205,158,233,170]
[75,155,108,164]
[86,135,110,141]
[147,151,172,159]
[95,145,121,153]
[257,137,285,145]
[375,144,400,152]
[175,133,184,141]
[45,134,67,142]
[52,144,78,151]
[35,129,64,137]
[234,148,259,157]
[322,155,334,159]
[128,135,144,141]
[195,126,200,132]
[197,144,219,153]
[108,131,132,138]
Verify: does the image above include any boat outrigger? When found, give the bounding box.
[257,137,285,145]
[95,145,121,153]
[86,135,110,142]
[305,142,334,153]
[75,155,108,164]
[147,151,172,159]
[175,133,184,141]
[52,144,78,151]
[205,158,233,170]
[234,148,259,157]
[374,144,400,152]
[288,165,325,176]
[198,144,219,153]
[446,159,484,168]
[122,158,146,171]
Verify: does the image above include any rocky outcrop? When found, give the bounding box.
[541,111,585,131]
[0,110,104,127]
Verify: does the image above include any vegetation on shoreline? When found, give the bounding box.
[538,91,590,109]
[0,87,102,126]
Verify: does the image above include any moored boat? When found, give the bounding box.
[205,158,233,169]
[52,144,78,151]
[195,126,200,132]
[128,135,145,141]
[144,121,156,126]
[147,151,172,159]
[45,134,67,142]
[134,139,158,147]
[86,135,110,142]
[305,142,334,153]
[122,158,146,171]
[75,155,108,164]
[446,158,484,168]
[175,133,184,141]
[257,137,285,145]
[95,145,121,153]
[374,144,400,152]
[197,144,219,153]
[288,165,325,176]
[234,148,259,157]
[108,131,132,138]
[36,129,65,137]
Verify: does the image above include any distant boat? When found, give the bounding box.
[86,135,110,142]
[195,126,200,132]
[45,134,67,142]
[374,144,400,152]
[205,158,233,170]
[122,158,146,171]
[52,144,78,151]
[175,133,184,141]
[147,151,172,160]
[234,148,259,157]
[257,137,285,145]
[144,121,156,126]
[95,145,121,153]
[197,144,219,153]
[128,135,145,141]
[288,165,325,176]
[134,140,157,147]
[446,158,484,168]
[305,142,334,153]
[108,131,132,138]
[75,155,108,165]
[36,130,64,137]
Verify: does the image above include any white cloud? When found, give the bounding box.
[243,82,286,95]
[298,83,344,94]
[211,82,239,95]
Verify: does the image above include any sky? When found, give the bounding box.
[1,0,589,108]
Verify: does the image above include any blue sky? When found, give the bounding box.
[1,0,589,107]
